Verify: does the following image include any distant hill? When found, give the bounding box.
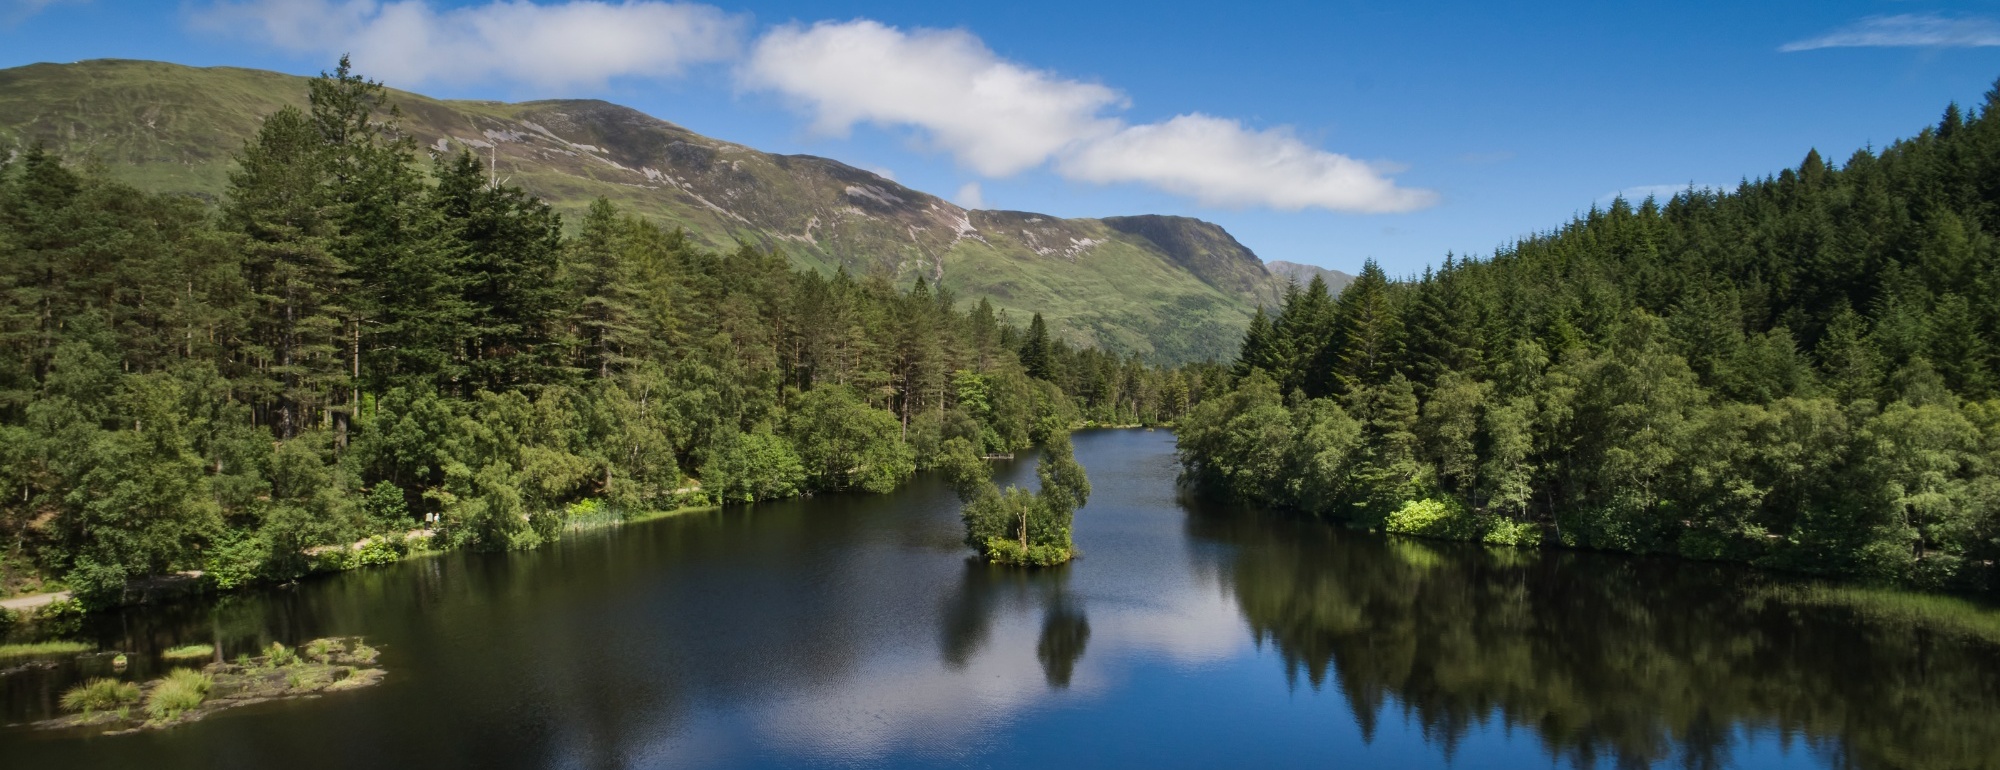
[0,59,1325,363]
[1264,261,1356,297]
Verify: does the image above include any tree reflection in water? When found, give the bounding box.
[1185,502,2000,770]
[938,559,1090,689]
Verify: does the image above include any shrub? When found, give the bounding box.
[145,668,211,721]
[264,641,298,667]
[60,677,140,714]
[347,643,380,664]
[203,530,267,591]
[354,537,403,567]
[304,638,343,663]
[37,597,86,636]
[1385,498,1482,540]
[161,644,215,662]
[982,537,1073,567]
[66,557,129,610]
[0,607,16,634]
[1482,516,1543,547]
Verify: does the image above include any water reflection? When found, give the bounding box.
[936,560,1091,689]
[5,429,1997,769]
[1187,502,2000,770]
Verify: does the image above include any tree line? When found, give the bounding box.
[1180,81,2000,590]
[0,59,1225,605]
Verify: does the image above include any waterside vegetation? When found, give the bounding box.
[1180,82,2000,591]
[0,58,1223,610]
[43,637,383,734]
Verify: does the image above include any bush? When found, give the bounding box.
[1482,516,1543,547]
[1385,498,1482,541]
[35,598,86,636]
[304,637,343,663]
[161,644,215,662]
[264,641,298,667]
[354,537,403,567]
[0,607,16,635]
[66,557,129,610]
[203,530,268,591]
[982,537,1073,567]
[145,668,211,720]
[60,677,141,714]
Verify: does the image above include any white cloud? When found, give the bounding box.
[743,20,1433,214]
[1061,114,1437,213]
[742,20,1123,177]
[1781,13,2000,52]
[191,0,746,90]
[954,182,984,210]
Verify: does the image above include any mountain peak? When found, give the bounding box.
[0,58,1291,363]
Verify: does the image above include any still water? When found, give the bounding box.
[4,429,1999,768]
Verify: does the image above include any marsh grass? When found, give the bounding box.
[303,637,343,663]
[59,678,140,714]
[144,668,211,721]
[0,640,91,659]
[161,643,215,662]
[263,641,297,667]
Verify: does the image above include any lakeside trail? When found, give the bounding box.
[0,590,69,612]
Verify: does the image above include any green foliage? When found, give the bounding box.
[1183,87,2000,590]
[0,639,91,659]
[161,644,215,662]
[1385,498,1481,540]
[957,433,1091,566]
[264,641,298,667]
[60,677,140,714]
[701,429,807,503]
[0,59,1211,599]
[786,386,915,494]
[303,637,343,663]
[144,668,211,721]
[34,598,85,636]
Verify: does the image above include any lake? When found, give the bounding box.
[3,428,1998,768]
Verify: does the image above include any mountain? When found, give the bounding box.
[1264,261,1355,297]
[0,59,1307,364]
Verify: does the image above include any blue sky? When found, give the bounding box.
[4,0,1999,276]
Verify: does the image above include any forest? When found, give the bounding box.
[1179,83,2000,590]
[0,59,1220,606]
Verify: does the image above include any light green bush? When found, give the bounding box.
[60,677,140,713]
[264,641,298,667]
[1482,516,1543,547]
[145,668,211,720]
[1385,498,1481,540]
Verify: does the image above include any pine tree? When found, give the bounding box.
[1021,313,1054,381]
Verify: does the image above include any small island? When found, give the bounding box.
[943,431,1092,566]
[39,638,384,735]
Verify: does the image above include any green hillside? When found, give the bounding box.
[0,58,1307,363]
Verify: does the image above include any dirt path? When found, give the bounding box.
[0,589,70,612]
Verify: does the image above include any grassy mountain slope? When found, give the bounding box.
[1265,260,1356,296]
[0,58,1315,363]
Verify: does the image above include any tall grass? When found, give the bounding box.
[145,668,212,721]
[161,643,214,662]
[0,640,91,659]
[60,678,140,714]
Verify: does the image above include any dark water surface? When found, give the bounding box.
[5,429,2000,768]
